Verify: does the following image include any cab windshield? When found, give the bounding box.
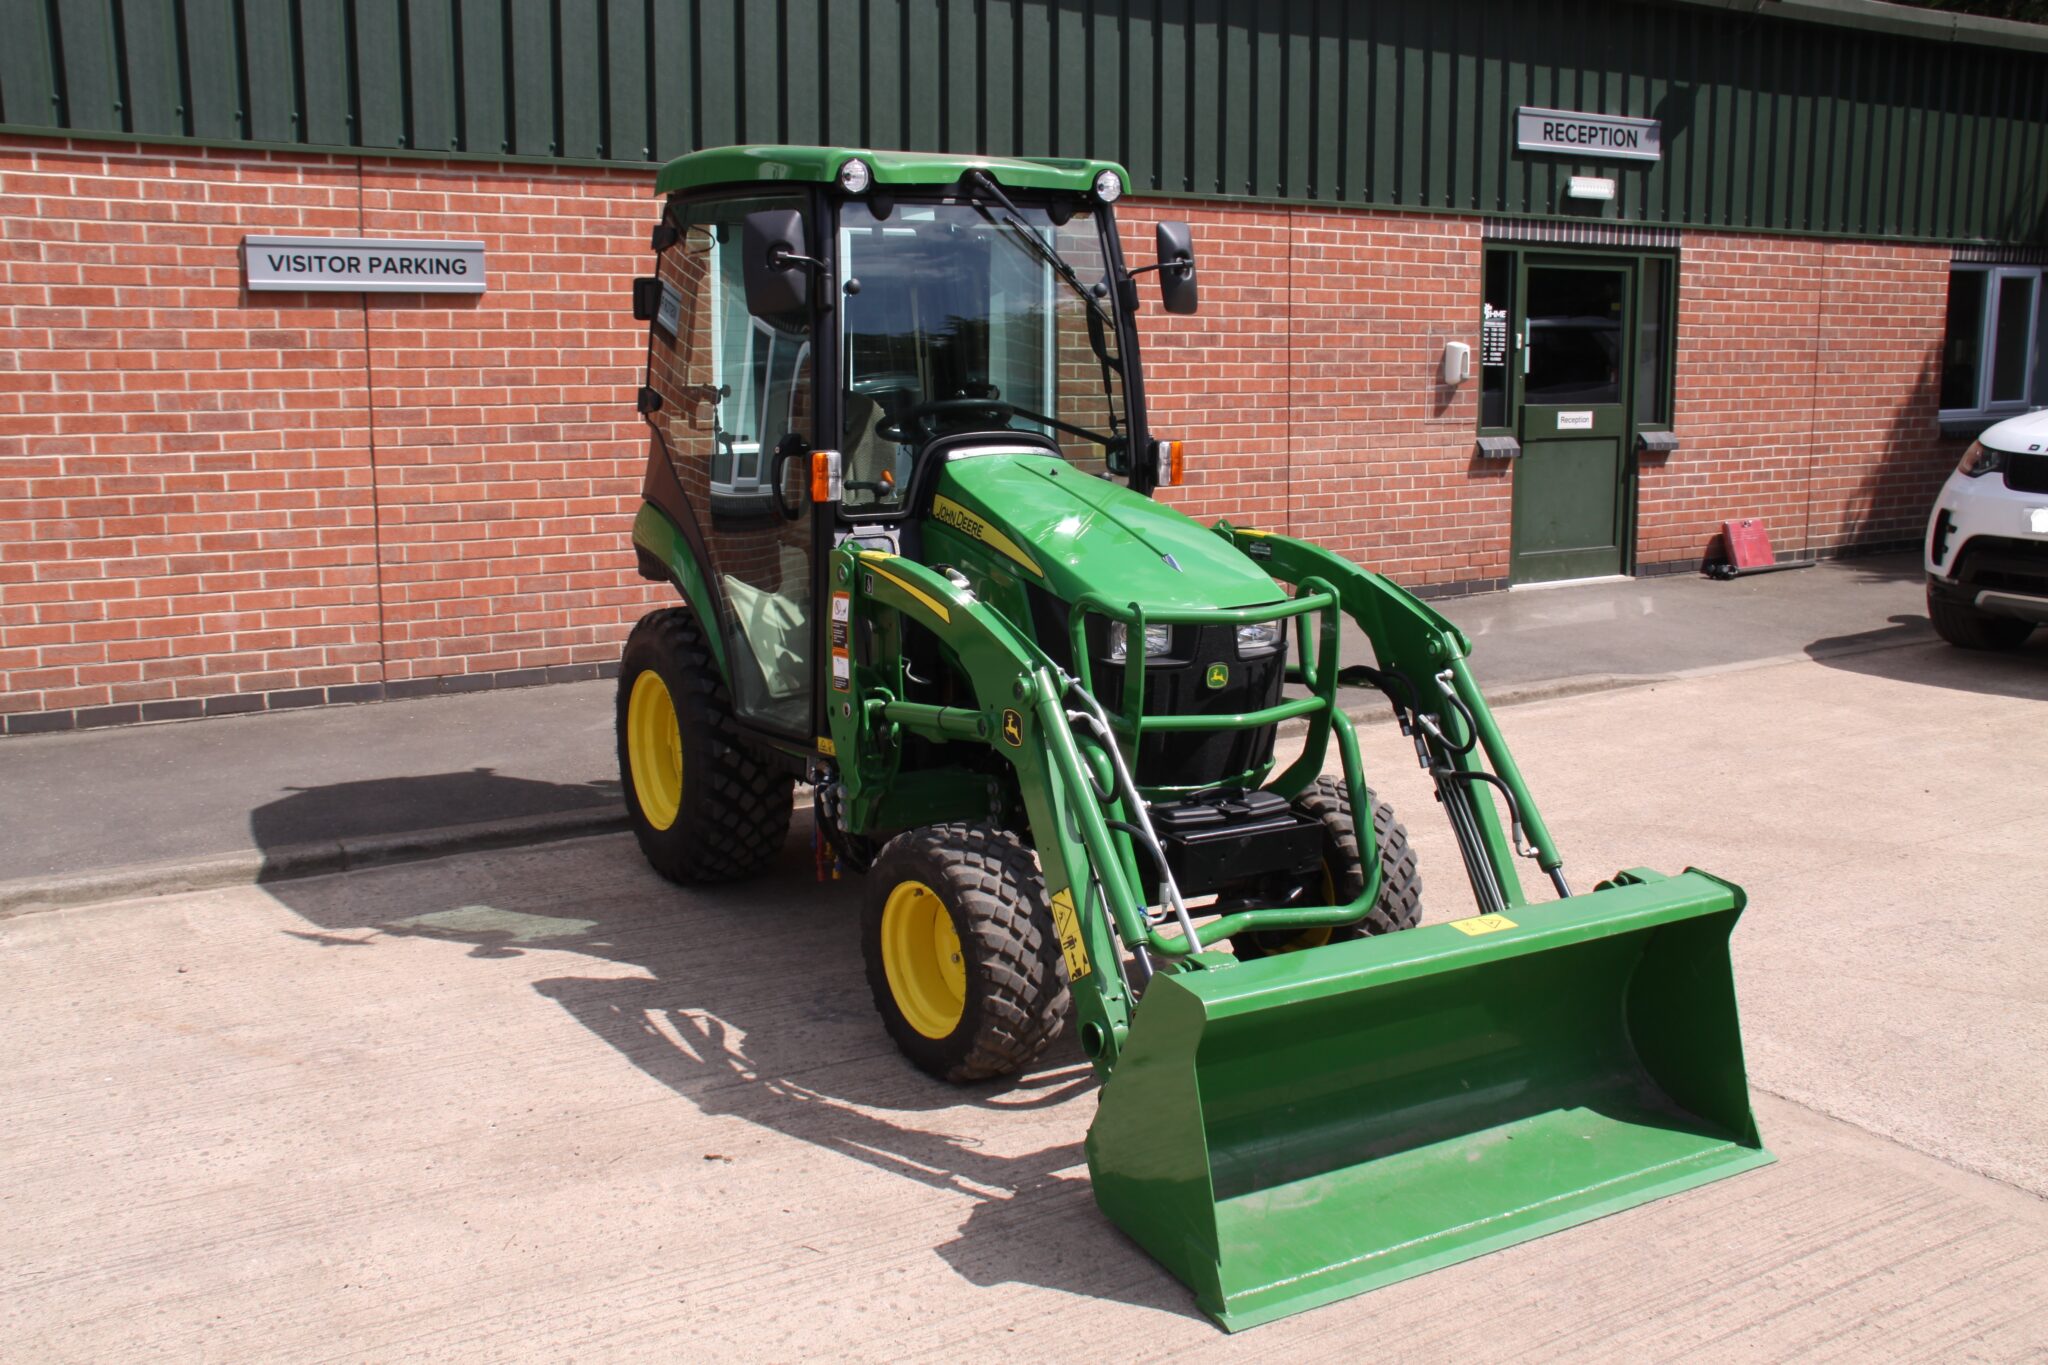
[837,199,1129,511]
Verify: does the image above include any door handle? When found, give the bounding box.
[1520,318,1530,376]
[769,435,806,522]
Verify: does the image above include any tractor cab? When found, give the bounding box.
[630,147,1202,748]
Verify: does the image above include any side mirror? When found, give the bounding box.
[1155,220,1198,315]
[741,209,811,318]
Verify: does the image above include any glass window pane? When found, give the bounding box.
[2036,283,2048,407]
[1635,257,1670,425]
[1940,270,1987,410]
[1989,273,2036,405]
[1524,266,1624,406]
[1480,253,1512,429]
[837,200,1130,507]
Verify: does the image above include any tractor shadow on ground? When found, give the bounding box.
[1806,615,2048,700]
[252,789,1198,1320]
[248,767,621,857]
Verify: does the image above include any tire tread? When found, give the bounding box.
[1928,587,2033,651]
[617,608,792,885]
[863,824,1071,1084]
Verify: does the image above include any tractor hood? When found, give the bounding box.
[930,448,1285,611]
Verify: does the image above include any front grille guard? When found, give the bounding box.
[1064,584,1345,801]
[1053,581,1395,957]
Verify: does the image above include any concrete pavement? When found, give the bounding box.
[4,642,2045,1359]
[5,550,2008,914]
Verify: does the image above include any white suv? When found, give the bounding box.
[1925,409,2048,650]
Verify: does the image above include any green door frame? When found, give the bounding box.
[1484,245,1678,586]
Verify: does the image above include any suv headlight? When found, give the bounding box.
[1235,620,1286,658]
[1958,440,2007,478]
[1105,622,1171,663]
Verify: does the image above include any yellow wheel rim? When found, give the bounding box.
[880,879,966,1039]
[1274,925,1336,953]
[627,669,683,831]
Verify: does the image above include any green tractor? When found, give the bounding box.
[617,146,1769,1330]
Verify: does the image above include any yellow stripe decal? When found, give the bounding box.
[861,556,952,624]
[932,495,1042,577]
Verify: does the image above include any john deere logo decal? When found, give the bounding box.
[1205,663,1230,689]
[1000,709,1023,746]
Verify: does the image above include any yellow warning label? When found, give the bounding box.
[1449,914,1517,936]
[1048,889,1092,979]
[816,736,836,756]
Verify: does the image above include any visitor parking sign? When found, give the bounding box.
[243,235,487,293]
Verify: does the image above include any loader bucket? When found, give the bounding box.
[1086,870,1771,1331]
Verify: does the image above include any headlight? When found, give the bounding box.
[1958,440,2007,478]
[837,158,872,193]
[1105,621,1171,663]
[1235,620,1286,658]
[1093,169,1123,203]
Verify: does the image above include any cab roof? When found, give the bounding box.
[653,145,1128,198]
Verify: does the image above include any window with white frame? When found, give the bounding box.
[1940,265,2046,420]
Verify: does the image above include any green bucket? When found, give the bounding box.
[1086,869,1772,1331]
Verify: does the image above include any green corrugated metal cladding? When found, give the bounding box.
[1,0,2043,243]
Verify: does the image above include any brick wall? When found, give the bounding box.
[0,136,1961,730]
[1642,233,1954,569]
[0,138,660,731]
[1115,202,1499,584]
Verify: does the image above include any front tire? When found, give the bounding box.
[1928,585,2034,650]
[616,608,792,884]
[861,824,1070,1083]
[1233,777,1423,959]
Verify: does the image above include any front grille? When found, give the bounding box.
[1102,626,1284,788]
[2006,451,2048,495]
[1952,535,2048,598]
[1023,586,1286,789]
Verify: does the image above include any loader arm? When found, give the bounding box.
[829,533,1771,1331]
[827,520,1637,1069]
[829,543,1434,1070]
[825,546,1138,1065]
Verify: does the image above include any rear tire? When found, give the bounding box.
[861,824,1071,1083]
[616,607,792,884]
[1928,586,2034,650]
[1233,778,1422,960]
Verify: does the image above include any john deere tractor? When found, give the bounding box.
[617,146,1769,1330]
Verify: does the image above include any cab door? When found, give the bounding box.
[1511,258,1633,584]
[643,193,819,738]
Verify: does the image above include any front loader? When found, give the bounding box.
[616,146,1769,1330]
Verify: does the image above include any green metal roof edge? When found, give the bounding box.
[1660,0,2048,53]
[652,145,1127,196]
[0,122,647,175]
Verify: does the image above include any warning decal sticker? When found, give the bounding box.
[1449,914,1518,937]
[1049,889,1092,979]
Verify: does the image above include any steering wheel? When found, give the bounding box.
[875,397,1015,445]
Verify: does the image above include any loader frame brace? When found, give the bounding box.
[826,524,1574,1077]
